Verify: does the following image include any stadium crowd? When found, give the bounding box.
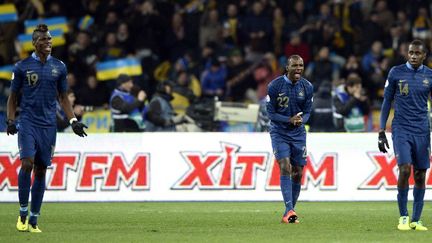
[1,0,432,132]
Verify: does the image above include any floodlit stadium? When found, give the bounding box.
[1,0,432,242]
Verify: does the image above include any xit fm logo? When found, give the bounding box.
[172,142,337,190]
[0,153,149,191]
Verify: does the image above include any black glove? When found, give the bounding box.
[378,131,389,153]
[6,119,18,135]
[71,121,88,137]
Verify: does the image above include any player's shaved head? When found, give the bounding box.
[287,55,302,65]
[409,39,427,53]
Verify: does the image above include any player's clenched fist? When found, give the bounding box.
[71,120,88,137]
[290,112,303,126]
[378,131,389,153]
[6,119,18,135]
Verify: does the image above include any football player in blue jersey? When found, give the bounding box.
[6,24,87,233]
[266,55,313,224]
[379,39,432,231]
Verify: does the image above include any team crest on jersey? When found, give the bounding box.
[423,79,429,87]
[52,68,59,77]
[298,89,304,97]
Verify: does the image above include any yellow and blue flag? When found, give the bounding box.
[0,65,13,80]
[18,29,65,52]
[96,58,143,81]
[0,4,18,23]
[24,16,69,34]
[78,15,94,30]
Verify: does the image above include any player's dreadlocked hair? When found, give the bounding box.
[32,24,49,43]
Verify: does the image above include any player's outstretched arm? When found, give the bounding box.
[59,92,88,137]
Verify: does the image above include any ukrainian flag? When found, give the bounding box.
[78,15,94,30]
[18,29,65,52]
[24,17,69,34]
[0,65,13,80]
[96,58,143,81]
[0,4,18,23]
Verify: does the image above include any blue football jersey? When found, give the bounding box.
[383,62,432,134]
[11,53,68,127]
[266,75,313,140]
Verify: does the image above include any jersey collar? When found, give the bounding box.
[283,74,293,84]
[31,52,52,62]
[283,74,302,85]
[405,61,424,71]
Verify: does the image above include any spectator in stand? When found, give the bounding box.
[129,0,164,60]
[200,57,227,99]
[66,73,79,93]
[98,32,125,61]
[389,42,409,67]
[222,4,241,47]
[305,46,339,92]
[254,52,279,102]
[284,32,311,66]
[77,75,110,109]
[146,81,185,132]
[199,9,223,48]
[360,11,386,54]
[374,0,394,33]
[67,31,97,82]
[333,74,370,132]
[242,1,272,57]
[225,49,254,102]
[164,12,190,61]
[285,0,307,35]
[171,71,201,116]
[384,23,408,52]
[361,40,389,101]
[412,7,432,42]
[340,55,364,81]
[109,74,146,132]
[308,81,338,132]
[272,7,285,57]
[116,22,135,56]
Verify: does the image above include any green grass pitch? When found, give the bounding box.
[0,202,431,242]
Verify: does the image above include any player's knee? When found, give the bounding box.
[399,165,411,178]
[291,169,302,181]
[33,165,47,179]
[414,170,426,184]
[21,159,34,173]
[278,158,291,175]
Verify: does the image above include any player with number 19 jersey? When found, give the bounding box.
[11,52,68,128]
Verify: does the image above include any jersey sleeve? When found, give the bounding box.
[10,63,24,92]
[301,82,314,123]
[380,67,396,130]
[57,61,68,93]
[265,81,290,123]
